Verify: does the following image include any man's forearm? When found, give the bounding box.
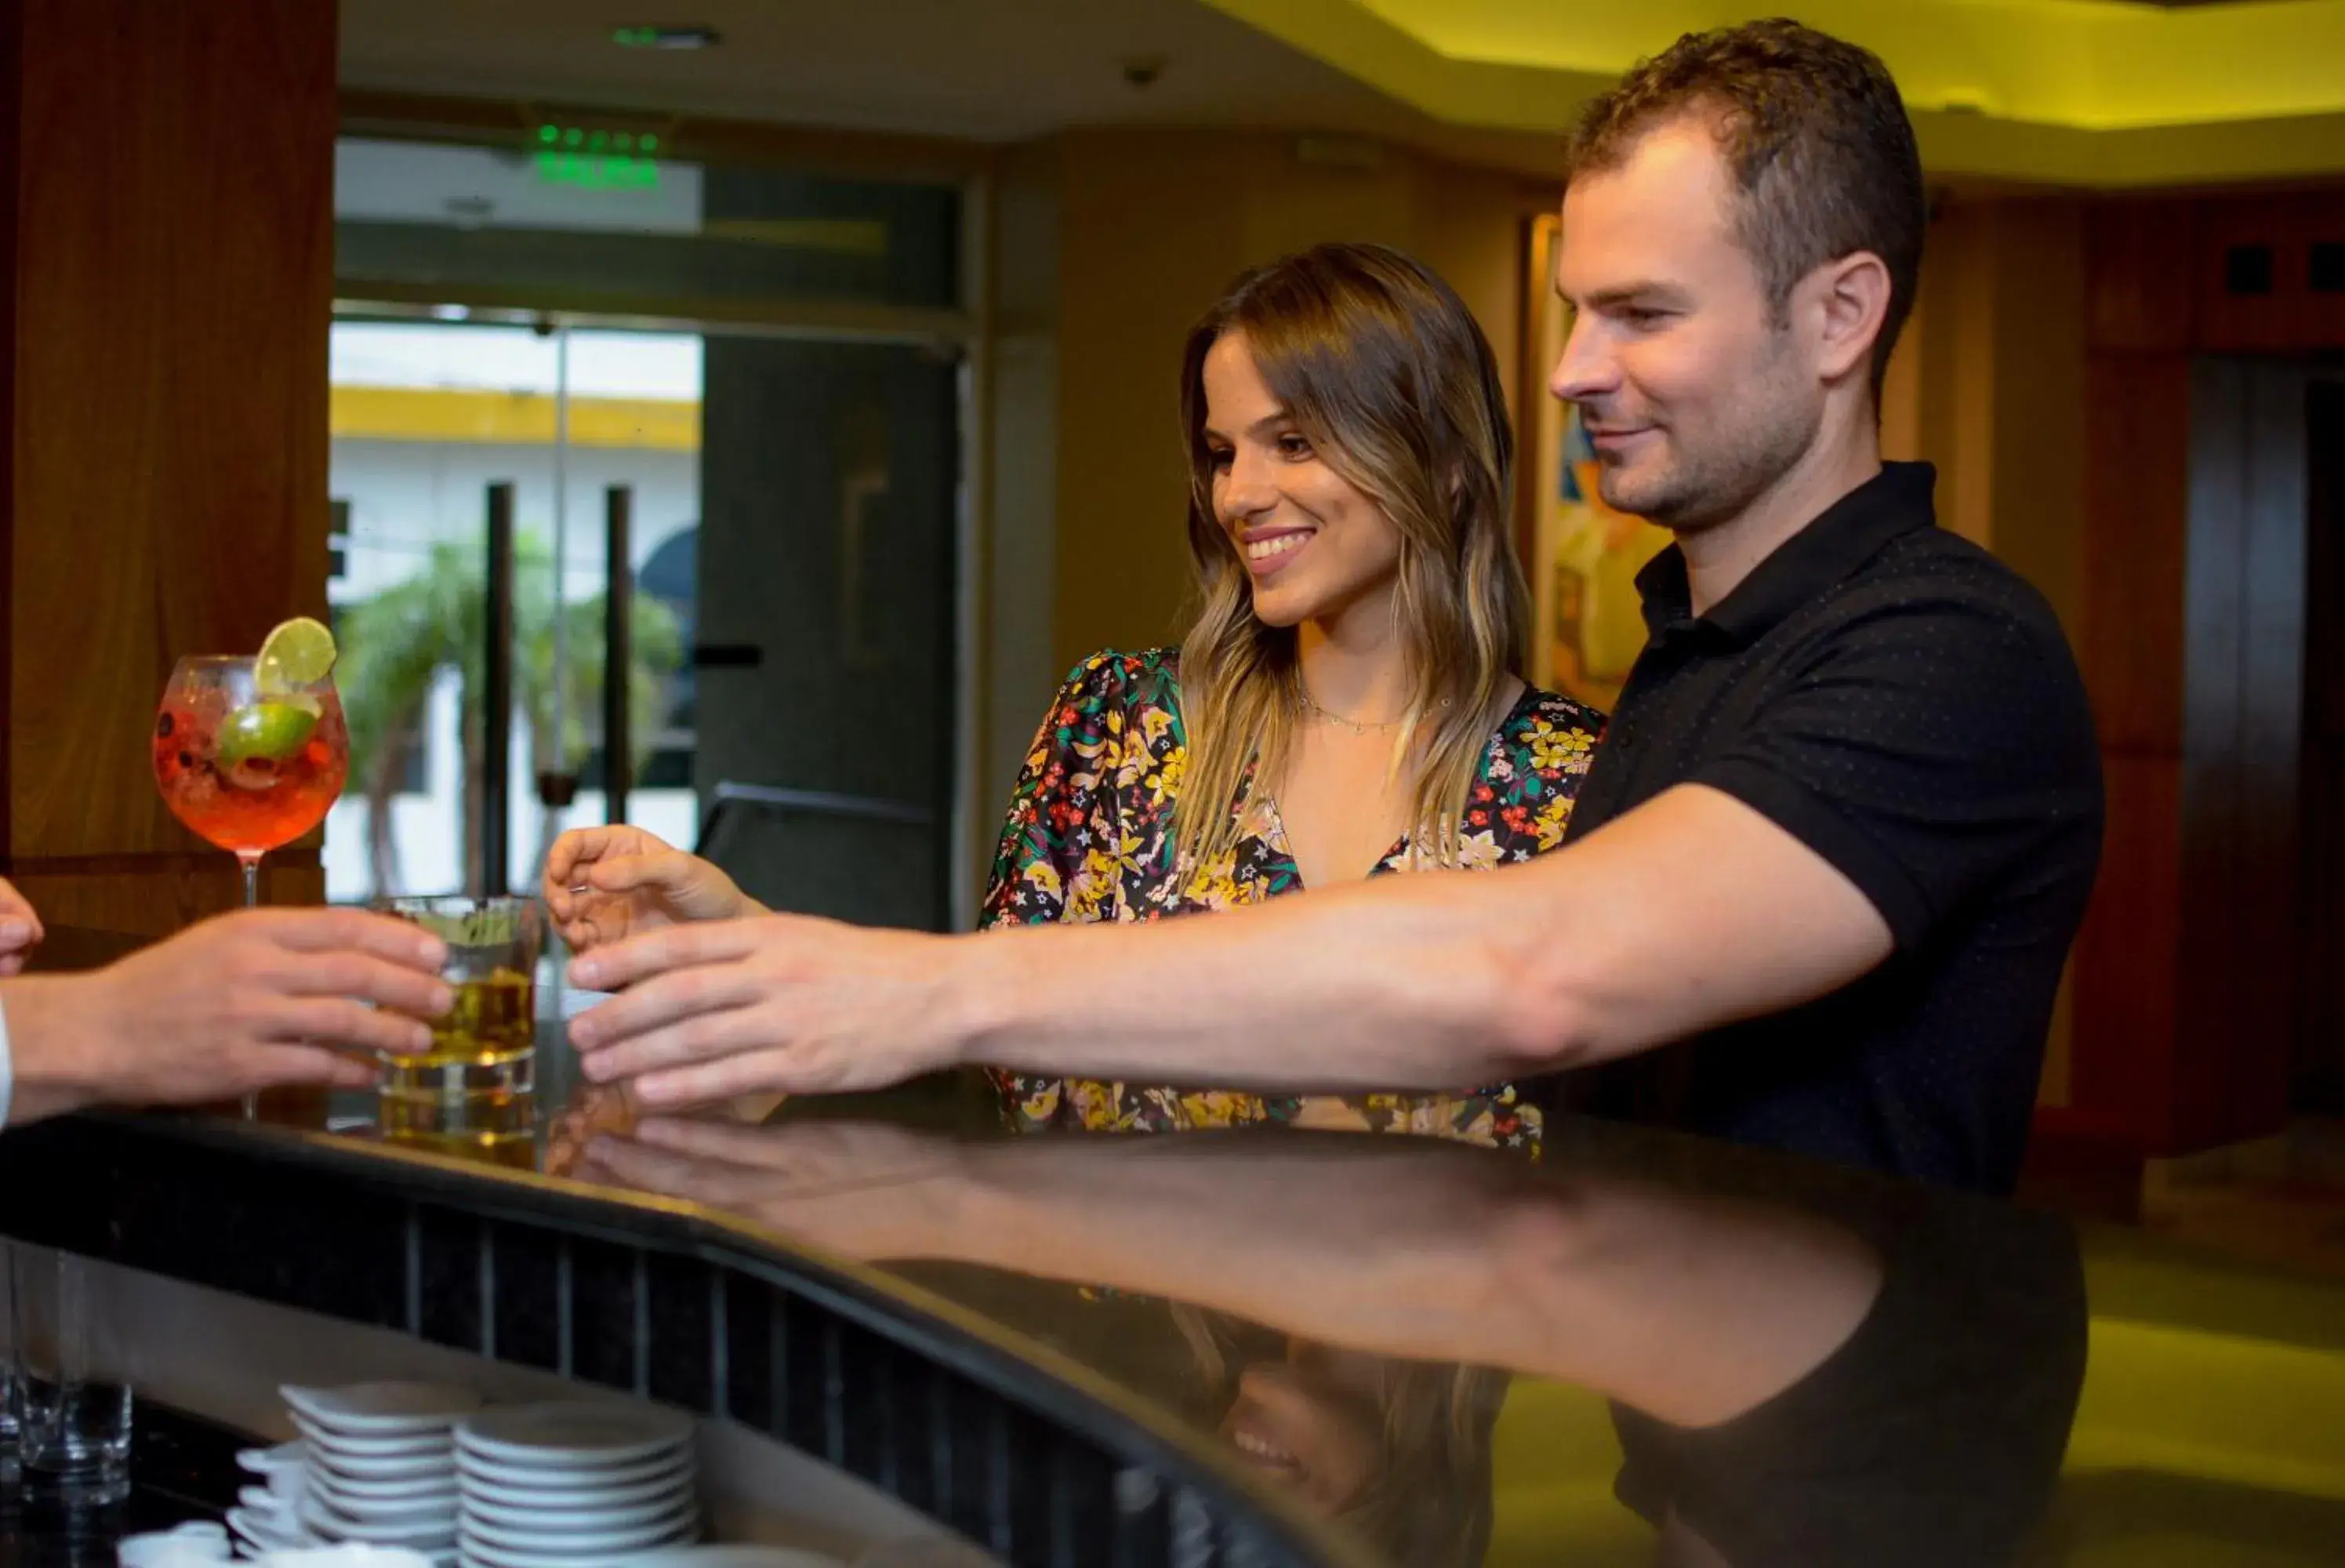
[952,865,1568,1092]
[943,785,1893,1092]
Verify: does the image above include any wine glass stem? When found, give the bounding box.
[237,851,263,1120]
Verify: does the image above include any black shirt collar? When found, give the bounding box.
[1635,462,1940,646]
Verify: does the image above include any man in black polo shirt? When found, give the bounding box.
[558,22,2104,1196]
[1534,22,2102,1189]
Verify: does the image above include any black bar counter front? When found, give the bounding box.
[2,967,2344,1566]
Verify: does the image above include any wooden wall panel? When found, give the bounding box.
[0,1,336,919]
[2079,354,2191,753]
[2067,753,2182,1130]
[12,857,321,938]
[2194,194,2345,356]
[2069,347,2191,1150]
[2085,198,2197,354]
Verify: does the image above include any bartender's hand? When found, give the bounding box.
[566,916,963,1107]
[0,876,44,978]
[543,826,759,954]
[0,907,450,1125]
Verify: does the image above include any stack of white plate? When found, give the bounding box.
[278,1382,481,1566]
[231,1439,312,1556]
[453,1401,700,1567]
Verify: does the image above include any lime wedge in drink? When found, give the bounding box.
[256,616,336,696]
[216,701,319,769]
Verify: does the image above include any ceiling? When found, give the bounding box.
[339,0,2345,187]
[1205,0,2345,186]
[339,0,1503,151]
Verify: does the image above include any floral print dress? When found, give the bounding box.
[981,648,1605,1149]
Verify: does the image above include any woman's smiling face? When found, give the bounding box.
[1201,329,1404,632]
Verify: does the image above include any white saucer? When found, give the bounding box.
[302,1491,459,1549]
[459,1461,692,1508]
[456,1446,691,1494]
[454,1402,694,1470]
[459,1479,692,1530]
[283,1383,484,1437]
[229,1502,314,1553]
[296,1416,459,1461]
[629,1551,847,1567]
[303,1439,459,1483]
[459,1501,696,1553]
[455,1519,697,1568]
[310,1464,461,1506]
[239,1439,307,1475]
[308,1475,460,1526]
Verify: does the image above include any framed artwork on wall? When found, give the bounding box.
[1520,212,1672,712]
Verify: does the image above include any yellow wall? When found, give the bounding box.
[1048,128,1553,673]
[330,387,701,450]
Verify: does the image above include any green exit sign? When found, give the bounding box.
[535,152,659,191]
[533,123,662,191]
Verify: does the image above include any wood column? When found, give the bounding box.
[0,0,337,933]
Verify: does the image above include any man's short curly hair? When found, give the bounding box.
[1566,19,1926,401]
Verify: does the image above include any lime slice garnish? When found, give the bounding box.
[216,701,319,768]
[256,616,336,695]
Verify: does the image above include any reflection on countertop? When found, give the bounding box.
[19,921,2345,1566]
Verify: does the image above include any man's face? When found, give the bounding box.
[1549,118,1823,534]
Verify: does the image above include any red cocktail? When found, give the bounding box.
[152,623,347,905]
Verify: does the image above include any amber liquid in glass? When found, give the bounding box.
[381,967,535,1104]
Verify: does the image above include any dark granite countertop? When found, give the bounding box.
[8,927,2345,1566]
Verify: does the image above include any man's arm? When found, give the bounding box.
[963,782,1891,1087]
[566,783,1889,1102]
[568,584,2085,1107]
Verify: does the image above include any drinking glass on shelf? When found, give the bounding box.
[8,1245,132,1505]
[376,896,546,1105]
[151,628,347,909]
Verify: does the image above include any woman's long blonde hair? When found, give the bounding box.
[1172,242,1530,879]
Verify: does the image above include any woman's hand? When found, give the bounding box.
[543,826,757,953]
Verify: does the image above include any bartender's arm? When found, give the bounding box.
[568,784,1890,1103]
[0,885,452,1129]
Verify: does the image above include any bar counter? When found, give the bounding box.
[1,933,2342,1565]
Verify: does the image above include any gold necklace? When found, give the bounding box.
[1298,688,1451,737]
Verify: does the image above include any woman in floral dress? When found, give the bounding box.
[982,243,1603,1148]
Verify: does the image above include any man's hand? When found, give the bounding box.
[2,906,450,1124]
[565,916,966,1107]
[543,826,756,954]
[569,1117,972,1261]
[0,876,45,978]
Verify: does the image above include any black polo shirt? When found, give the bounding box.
[1556,463,2103,1193]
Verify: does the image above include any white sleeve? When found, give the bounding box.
[0,992,14,1130]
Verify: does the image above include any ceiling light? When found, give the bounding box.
[612,25,721,50]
